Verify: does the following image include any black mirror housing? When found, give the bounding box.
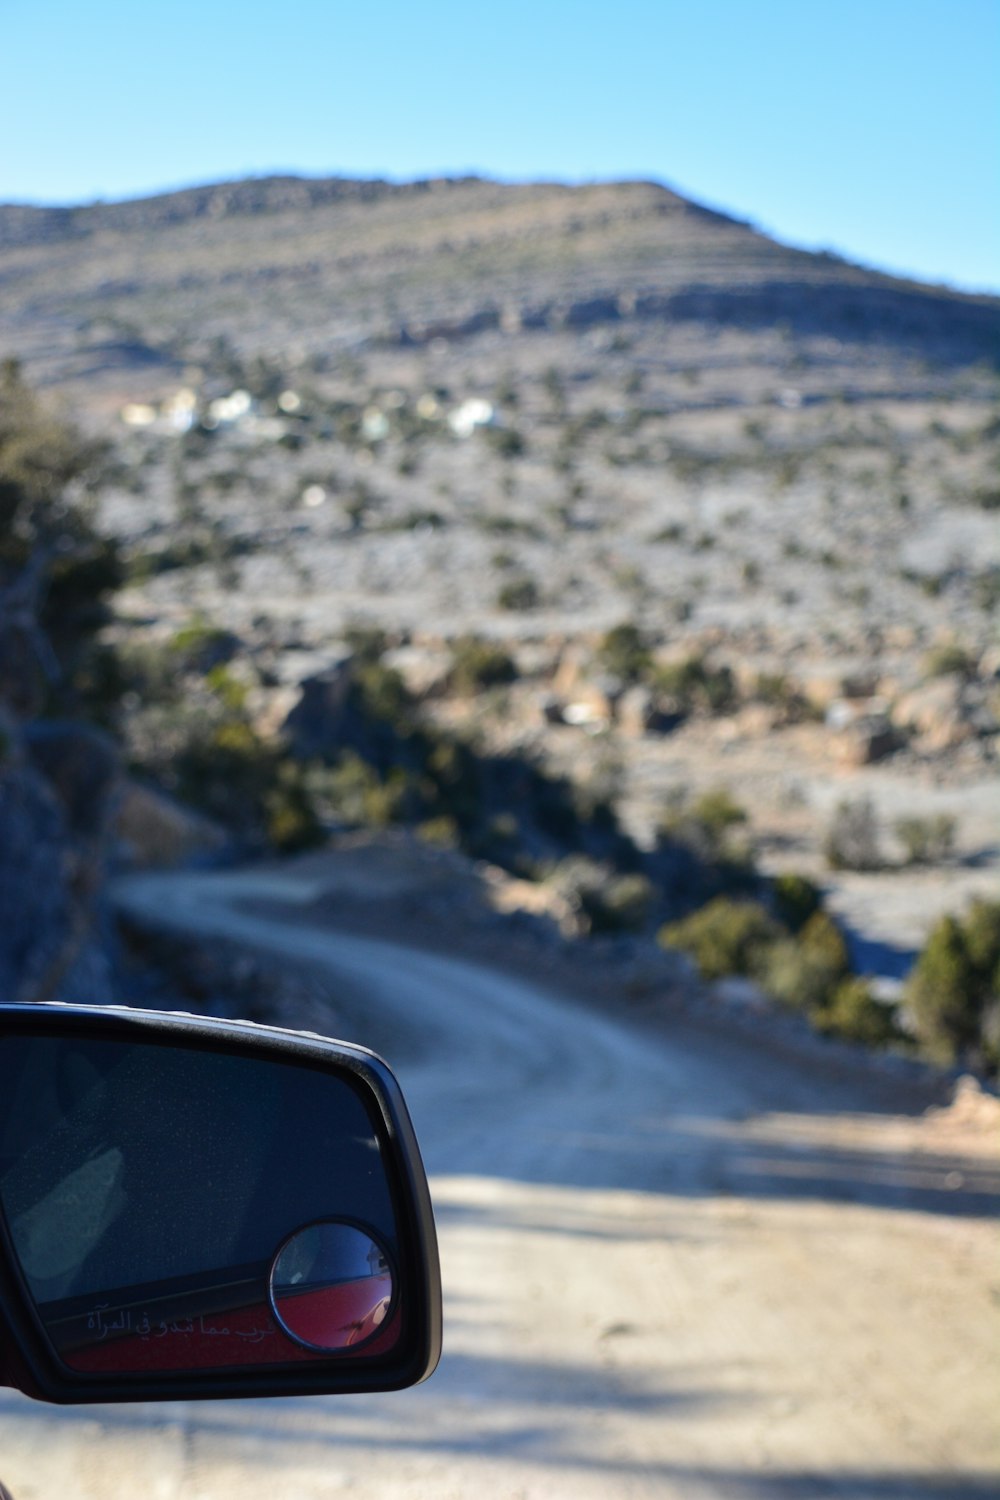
[0,1003,441,1404]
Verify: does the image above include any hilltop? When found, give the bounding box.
[2,174,998,398]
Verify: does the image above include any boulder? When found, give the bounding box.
[616,685,684,736]
[891,675,975,752]
[282,659,354,758]
[116,780,228,869]
[831,713,901,766]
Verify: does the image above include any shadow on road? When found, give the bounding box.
[487,1120,1000,1219]
[2,1383,996,1498]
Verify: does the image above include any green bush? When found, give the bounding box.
[169,619,238,673]
[923,641,975,679]
[893,813,956,866]
[759,938,843,1012]
[173,715,321,849]
[771,873,822,932]
[815,979,903,1047]
[416,815,461,848]
[449,636,517,696]
[312,752,428,830]
[596,623,653,684]
[585,873,653,934]
[353,660,413,728]
[798,910,851,972]
[659,787,750,863]
[907,901,1000,1067]
[342,624,391,664]
[497,576,539,611]
[484,426,525,459]
[691,788,747,841]
[658,898,780,979]
[548,858,653,936]
[653,654,736,714]
[758,912,850,1012]
[265,765,326,853]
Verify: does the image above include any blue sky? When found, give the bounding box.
[2,0,997,292]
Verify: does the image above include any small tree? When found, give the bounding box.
[824,797,883,872]
[906,901,1000,1066]
[816,979,902,1047]
[596,623,653,684]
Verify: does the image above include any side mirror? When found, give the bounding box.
[0,1004,441,1404]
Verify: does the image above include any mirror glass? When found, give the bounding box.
[270,1221,394,1350]
[0,1030,403,1374]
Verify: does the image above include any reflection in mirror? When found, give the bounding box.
[270,1221,394,1350]
[0,1032,403,1374]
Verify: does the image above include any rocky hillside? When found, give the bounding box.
[2,175,998,396]
[2,174,997,1060]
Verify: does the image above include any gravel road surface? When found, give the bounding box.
[1,865,997,1499]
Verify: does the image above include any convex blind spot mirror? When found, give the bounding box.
[269,1221,395,1351]
[0,1004,441,1405]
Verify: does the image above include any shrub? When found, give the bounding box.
[906,901,1000,1066]
[416,815,461,848]
[653,655,736,715]
[658,898,780,980]
[757,910,849,1008]
[659,787,750,863]
[798,910,851,972]
[923,641,975,679]
[771,873,822,933]
[484,426,525,459]
[585,873,653,934]
[265,765,326,853]
[315,753,426,829]
[497,576,539,611]
[342,624,391,665]
[172,713,324,850]
[691,788,748,842]
[824,797,884,872]
[815,979,903,1047]
[549,858,653,936]
[758,942,845,1014]
[169,619,239,673]
[596,622,653,684]
[353,660,413,727]
[750,672,800,709]
[893,814,956,866]
[449,636,517,695]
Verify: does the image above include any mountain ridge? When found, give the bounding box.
[2,174,997,402]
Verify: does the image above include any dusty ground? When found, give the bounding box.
[2,852,996,1499]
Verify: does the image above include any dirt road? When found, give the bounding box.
[1,864,997,1499]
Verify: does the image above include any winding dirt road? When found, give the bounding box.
[1,864,998,1498]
